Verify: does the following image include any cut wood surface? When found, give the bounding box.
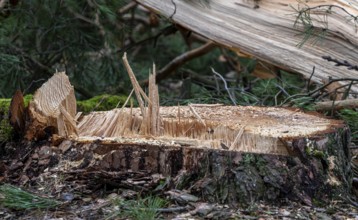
[26,72,78,139]
[137,0,358,92]
[77,105,344,155]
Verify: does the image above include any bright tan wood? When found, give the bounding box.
[137,0,358,91]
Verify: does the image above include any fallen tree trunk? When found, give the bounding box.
[137,0,358,92]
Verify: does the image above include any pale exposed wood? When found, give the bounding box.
[26,72,77,139]
[147,64,161,136]
[122,53,148,118]
[314,98,358,110]
[77,106,344,155]
[137,0,358,92]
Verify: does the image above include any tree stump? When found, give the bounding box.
[58,105,351,206]
[17,70,351,206]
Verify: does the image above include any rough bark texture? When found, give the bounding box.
[137,0,358,92]
[15,73,352,206]
[54,125,351,206]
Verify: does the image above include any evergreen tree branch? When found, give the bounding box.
[140,41,216,86]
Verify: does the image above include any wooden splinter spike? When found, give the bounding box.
[122,52,150,118]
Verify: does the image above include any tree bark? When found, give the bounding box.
[17,70,352,206]
[55,124,351,206]
[63,104,352,206]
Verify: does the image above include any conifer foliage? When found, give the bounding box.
[0,0,129,98]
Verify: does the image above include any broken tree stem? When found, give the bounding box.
[314,99,358,111]
[122,52,150,117]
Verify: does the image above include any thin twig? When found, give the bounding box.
[322,56,358,71]
[188,104,206,127]
[189,104,223,107]
[229,126,245,150]
[116,88,134,109]
[306,66,315,92]
[281,78,358,106]
[211,67,237,105]
[170,0,177,19]
[118,1,137,14]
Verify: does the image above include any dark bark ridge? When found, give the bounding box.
[56,126,351,206]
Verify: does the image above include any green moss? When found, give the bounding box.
[0,98,11,112]
[304,139,326,159]
[77,94,131,113]
[23,94,33,106]
[0,94,32,112]
[0,98,12,143]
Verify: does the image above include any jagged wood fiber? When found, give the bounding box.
[77,105,344,155]
[137,0,358,92]
[20,71,351,205]
[26,72,77,139]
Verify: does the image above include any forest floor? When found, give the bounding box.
[0,141,357,220]
[0,197,357,219]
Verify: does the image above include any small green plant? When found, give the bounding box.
[243,154,255,165]
[0,184,60,210]
[109,195,167,220]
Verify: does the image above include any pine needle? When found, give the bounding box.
[0,184,60,210]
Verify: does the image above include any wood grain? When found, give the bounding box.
[137,0,358,91]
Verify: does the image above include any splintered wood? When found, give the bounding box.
[77,105,343,155]
[26,72,77,139]
[77,54,344,155]
[122,53,161,136]
[137,0,358,93]
[24,62,344,156]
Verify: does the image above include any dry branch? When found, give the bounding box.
[140,41,216,86]
[314,99,358,111]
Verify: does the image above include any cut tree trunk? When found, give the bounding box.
[17,69,352,206]
[137,0,358,92]
[70,105,351,206]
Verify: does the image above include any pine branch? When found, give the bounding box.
[293,4,358,47]
[140,41,216,86]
